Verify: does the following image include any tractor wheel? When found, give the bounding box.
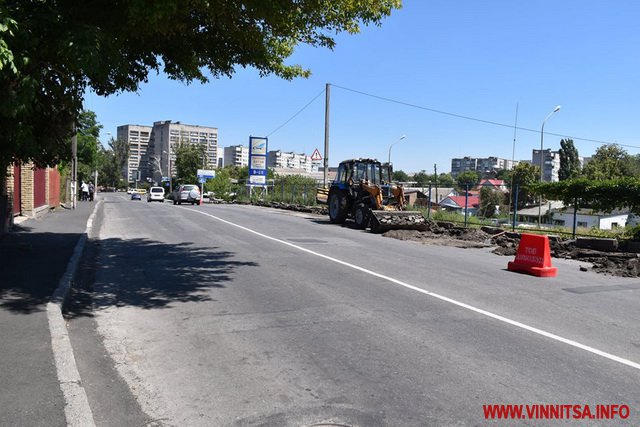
[328,191,348,224]
[354,204,370,229]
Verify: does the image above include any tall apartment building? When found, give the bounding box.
[267,150,316,173]
[117,125,153,183]
[148,120,218,183]
[450,156,518,179]
[223,145,249,168]
[532,149,561,182]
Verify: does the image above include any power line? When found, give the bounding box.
[331,84,640,150]
[266,88,326,137]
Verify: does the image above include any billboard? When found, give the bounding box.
[249,136,268,186]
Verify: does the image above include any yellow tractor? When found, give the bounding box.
[326,158,427,233]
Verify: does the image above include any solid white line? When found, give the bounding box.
[48,201,101,427]
[186,207,640,372]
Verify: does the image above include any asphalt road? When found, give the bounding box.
[70,193,640,426]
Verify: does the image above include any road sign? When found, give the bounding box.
[161,176,170,182]
[197,169,216,179]
[311,148,322,161]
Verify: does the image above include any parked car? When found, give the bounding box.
[173,184,201,205]
[131,192,142,200]
[147,186,165,202]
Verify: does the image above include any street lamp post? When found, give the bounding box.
[538,105,561,227]
[387,134,407,167]
[387,135,406,196]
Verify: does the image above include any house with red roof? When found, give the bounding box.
[478,179,507,192]
[440,195,480,216]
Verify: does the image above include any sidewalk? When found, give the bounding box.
[0,201,95,427]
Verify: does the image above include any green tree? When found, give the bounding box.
[583,144,632,180]
[510,162,539,208]
[175,142,205,184]
[479,187,505,218]
[209,168,233,200]
[393,170,410,182]
[412,171,430,186]
[436,173,454,187]
[456,171,479,189]
[558,138,581,180]
[0,1,400,177]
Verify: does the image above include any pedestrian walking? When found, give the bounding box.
[81,181,89,201]
[89,183,95,201]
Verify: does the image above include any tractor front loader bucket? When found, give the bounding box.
[369,210,428,233]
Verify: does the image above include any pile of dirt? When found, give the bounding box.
[247,201,640,277]
[382,220,640,277]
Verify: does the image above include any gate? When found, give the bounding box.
[33,167,46,209]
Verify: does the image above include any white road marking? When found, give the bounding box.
[186,207,640,372]
[48,201,101,427]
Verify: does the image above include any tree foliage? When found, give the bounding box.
[558,138,581,180]
[98,137,129,189]
[175,142,205,184]
[479,187,505,218]
[582,144,633,180]
[531,178,640,214]
[0,0,400,172]
[393,170,410,182]
[509,162,539,208]
[456,171,479,189]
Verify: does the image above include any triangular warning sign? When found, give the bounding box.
[311,148,322,161]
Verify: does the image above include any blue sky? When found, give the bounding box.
[84,0,640,174]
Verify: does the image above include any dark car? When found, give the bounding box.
[173,184,201,205]
[131,192,142,200]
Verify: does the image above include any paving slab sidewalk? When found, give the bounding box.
[0,201,95,427]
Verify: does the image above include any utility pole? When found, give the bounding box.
[323,83,330,187]
[433,163,438,207]
[71,122,77,209]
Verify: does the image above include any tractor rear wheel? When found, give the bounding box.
[354,204,370,229]
[328,191,348,224]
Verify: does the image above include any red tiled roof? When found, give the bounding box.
[447,196,480,208]
[479,179,505,186]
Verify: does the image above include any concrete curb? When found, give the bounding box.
[47,199,102,427]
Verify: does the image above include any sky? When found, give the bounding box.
[84,0,640,174]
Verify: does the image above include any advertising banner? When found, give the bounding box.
[249,136,268,186]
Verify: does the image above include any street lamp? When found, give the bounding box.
[538,105,561,226]
[388,134,407,166]
[387,135,406,196]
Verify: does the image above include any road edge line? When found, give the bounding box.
[47,199,102,427]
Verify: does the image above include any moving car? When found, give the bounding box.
[147,186,165,202]
[173,184,201,205]
[131,192,142,200]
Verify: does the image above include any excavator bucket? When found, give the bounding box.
[369,210,428,233]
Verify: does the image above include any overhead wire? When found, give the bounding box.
[266,88,326,137]
[331,84,640,150]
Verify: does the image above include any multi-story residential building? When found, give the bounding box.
[117,125,153,183]
[267,150,316,173]
[450,156,518,179]
[532,149,561,182]
[148,120,218,183]
[223,145,249,168]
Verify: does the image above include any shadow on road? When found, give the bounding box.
[66,236,259,319]
[1,227,84,314]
